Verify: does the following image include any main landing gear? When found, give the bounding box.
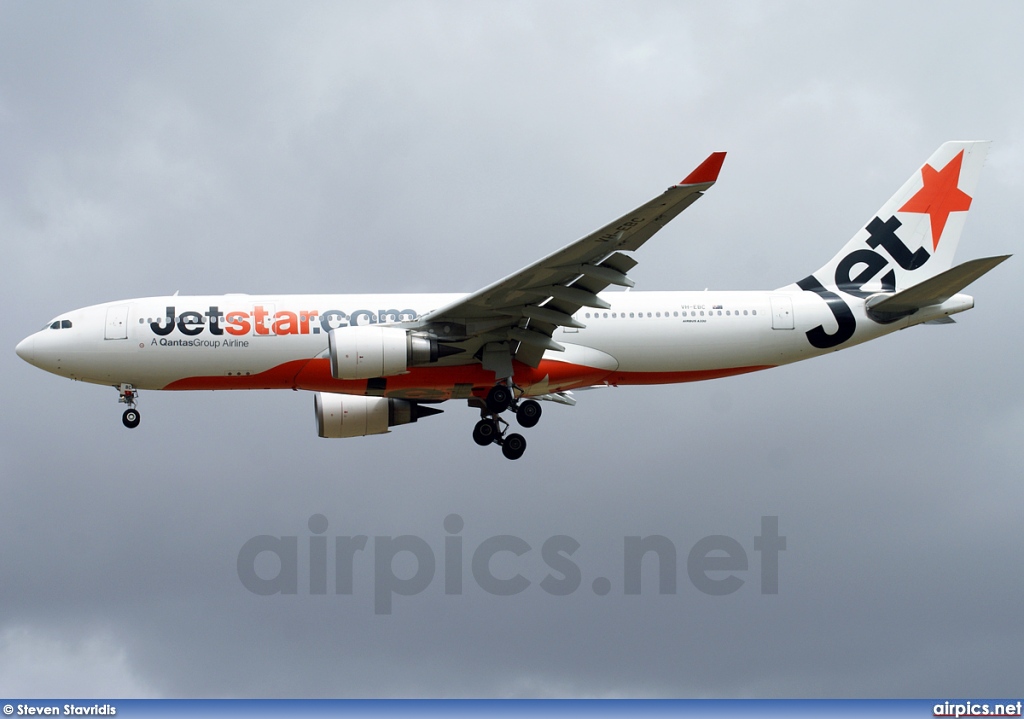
[472,383,543,460]
[118,383,141,429]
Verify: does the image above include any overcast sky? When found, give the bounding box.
[2,0,1023,698]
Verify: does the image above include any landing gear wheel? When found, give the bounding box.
[501,433,527,460]
[472,419,500,446]
[486,385,513,414]
[122,408,141,429]
[516,399,542,428]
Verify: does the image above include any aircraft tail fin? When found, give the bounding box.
[793,141,991,295]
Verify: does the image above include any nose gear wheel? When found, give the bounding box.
[117,383,141,429]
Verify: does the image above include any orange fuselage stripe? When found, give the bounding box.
[162,358,775,398]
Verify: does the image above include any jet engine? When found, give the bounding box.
[328,326,447,380]
[314,392,442,438]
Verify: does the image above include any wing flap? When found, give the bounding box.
[599,252,639,275]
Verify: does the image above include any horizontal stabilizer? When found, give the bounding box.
[866,255,1010,320]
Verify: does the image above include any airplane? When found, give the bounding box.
[15,141,1009,460]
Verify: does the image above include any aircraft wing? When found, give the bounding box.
[415,151,726,369]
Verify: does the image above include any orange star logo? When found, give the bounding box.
[899,149,973,250]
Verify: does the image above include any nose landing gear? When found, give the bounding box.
[118,383,141,428]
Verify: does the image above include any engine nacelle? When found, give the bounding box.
[314,392,442,438]
[328,326,438,380]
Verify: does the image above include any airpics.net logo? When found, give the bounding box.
[237,515,786,614]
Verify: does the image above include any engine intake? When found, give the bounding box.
[315,392,443,438]
[328,326,440,380]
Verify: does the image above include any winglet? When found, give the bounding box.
[680,152,727,185]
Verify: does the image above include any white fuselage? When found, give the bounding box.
[16,289,973,400]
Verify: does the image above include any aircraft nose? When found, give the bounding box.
[15,335,35,363]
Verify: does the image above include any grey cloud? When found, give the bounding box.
[1,0,1022,698]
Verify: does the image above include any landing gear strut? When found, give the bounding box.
[471,381,541,459]
[118,383,141,429]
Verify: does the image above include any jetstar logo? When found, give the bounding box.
[149,305,418,338]
[797,151,972,349]
[899,149,973,250]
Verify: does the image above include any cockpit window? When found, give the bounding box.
[61,320,72,329]
[46,319,73,330]
[49,321,60,330]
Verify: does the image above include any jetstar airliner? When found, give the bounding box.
[15,142,1009,459]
